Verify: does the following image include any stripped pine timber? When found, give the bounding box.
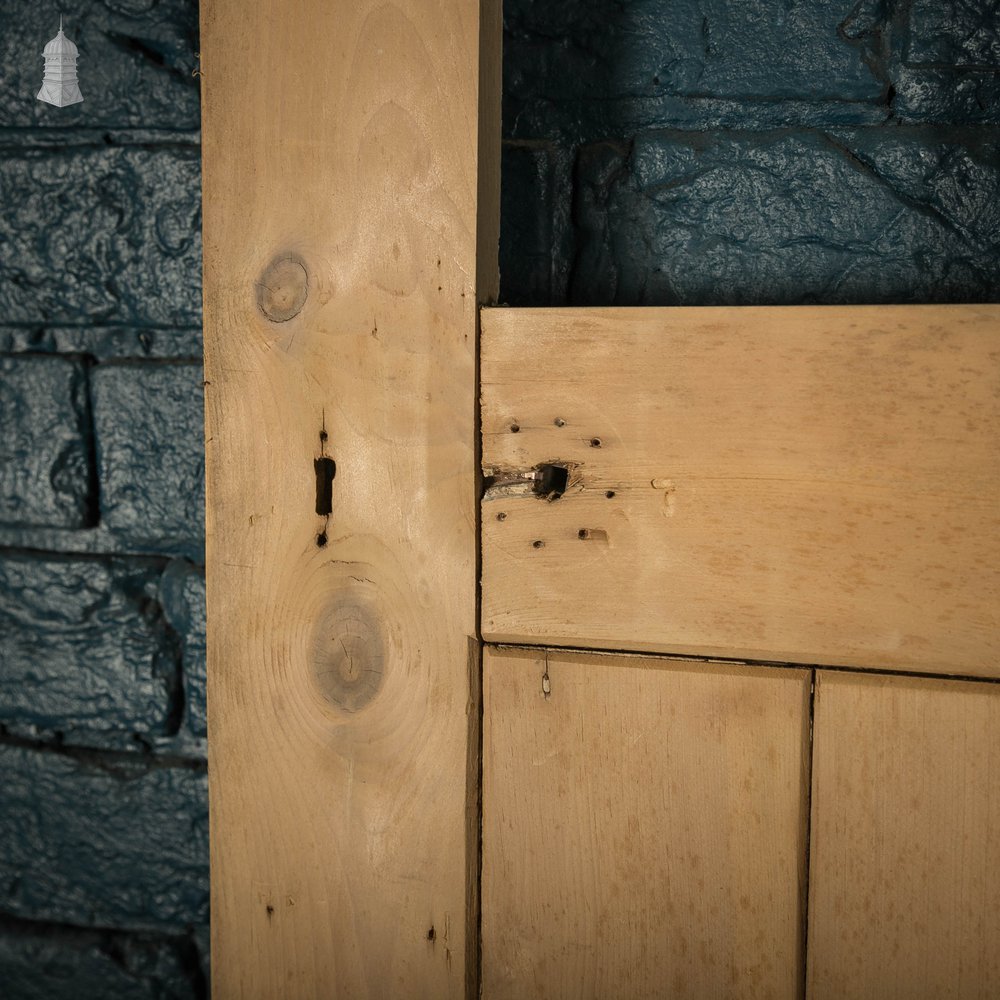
[200,0,499,995]
[808,671,1000,999]
[481,305,1000,675]
[482,646,810,1000]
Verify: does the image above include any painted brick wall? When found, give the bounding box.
[0,2,208,997]
[1,2,997,998]
[501,0,1000,305]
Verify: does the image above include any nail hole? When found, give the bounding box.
[578,528,588,539]
[510,423,520,433]
[532,539,544,549]
[554,418,566,427]
[590,437,602,448]
[314,456,336,516]
[319,430,328,441]
[496,512,507,521]
[427,927,436,942]
[534,463,569,501]
[316,532,328,547]
[605,490,616,498]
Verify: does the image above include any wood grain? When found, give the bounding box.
[808,670,1000,999]
[200,0,499,995]
[481,305,1000,675]
[482,646,810,1000]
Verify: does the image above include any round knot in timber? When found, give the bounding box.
[311,597,385,713]
[256,254,308,322]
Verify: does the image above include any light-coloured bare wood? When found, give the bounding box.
[808,670,1000,999]
[482,646,810,1000]
[481,305,1000,675]
[200,0,499,994]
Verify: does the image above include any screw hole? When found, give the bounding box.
[532,539,544,549]
[316,532,327,547]
[605,490,616,499]
[590,437,602,448]
[578,528,588,539]
[510,423,520,433]
[319,430,328,441]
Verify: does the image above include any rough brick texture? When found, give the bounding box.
[0,920,204,1000]
[499,0,1000,305]
[569,128,1000,306]
[160,560,207,740]
[92,364,205,559]
[0,745,208,930]
[0,0,206,993]
[0,326,202,361]
[0,356,95,528]
[0,146,202,326]
[0,555,180,747]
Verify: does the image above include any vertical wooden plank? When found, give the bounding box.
[482,647,810,1000]
[808,671,1000,999]
[199,0,499,995]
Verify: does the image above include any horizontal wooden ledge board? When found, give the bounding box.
[480,304,1000,677]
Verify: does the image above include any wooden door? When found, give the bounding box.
[201,1,999,995]
[480,305,1000,998]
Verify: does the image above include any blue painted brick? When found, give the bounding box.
[0,922,203,1000]
[0,147,202,326]
[570,129,1000,306]
[503,0,1000,139]
[908,0,1000,67]
[504,0,884,102]
[0,0,199,130]
[0,355,94,528]
[0,326,202,361]
[160,559,206,740]
[0,745,208,930]
[0,554,179,747]
[503,0,887,139]
[92,363,204,558]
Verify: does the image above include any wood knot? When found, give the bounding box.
[256,254,308,323]
[311,596,384,712]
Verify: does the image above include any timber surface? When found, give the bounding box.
[807,671,1000,998]
[482,646,810,1000]
[200,0,499,995]
[481,305,1000,676]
